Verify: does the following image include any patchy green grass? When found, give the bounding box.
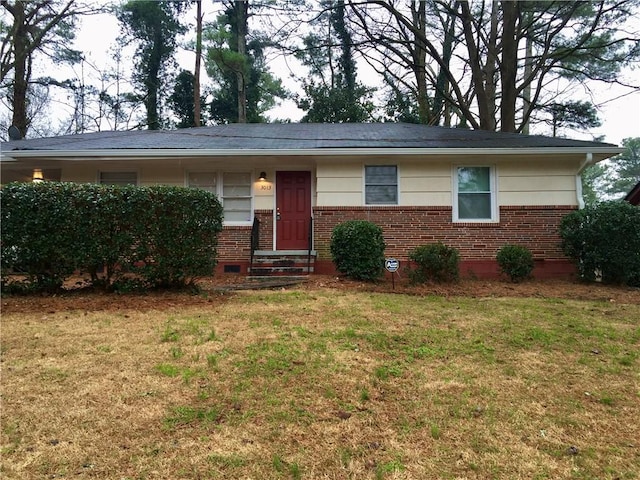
[1,287,639,479]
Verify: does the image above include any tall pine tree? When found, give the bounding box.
[204,1,285,124]
[117,1,187,130]
[295,0,374,123]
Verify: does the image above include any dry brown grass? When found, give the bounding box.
[1,285,639,479]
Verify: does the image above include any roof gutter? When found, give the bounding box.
[576,153,594,209]
[0,146,624,161]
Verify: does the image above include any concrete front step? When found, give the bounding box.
[246,275,309,283]
[250,267,313,275]
[249,250,316,276]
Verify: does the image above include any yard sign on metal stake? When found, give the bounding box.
[385,258,399,289]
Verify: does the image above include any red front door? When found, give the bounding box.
[276,171,311,250]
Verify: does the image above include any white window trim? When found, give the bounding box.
[363,164,399,206]
[452,165,498,223]
[186,170,254,226]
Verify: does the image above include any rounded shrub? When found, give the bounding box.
[559,200,640,286]
[408,242,460,283]
[330,220,386,281]
[496,244,534,282]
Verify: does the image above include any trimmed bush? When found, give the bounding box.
[496,244,534,282]
[330,220,386,281]
[559,200,640,286]
[408,242,460,283]
[1,182,223,292]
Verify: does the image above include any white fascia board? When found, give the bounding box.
[1,146,624,161]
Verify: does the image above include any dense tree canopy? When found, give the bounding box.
[346,0,640,132]
[169,69,198,128]
[117,0,187,130]
[545,101,602,138]
[607,137,640,198]
[204,0,285,124]
[0,0,638,138]
[1,0,102,137]
[295,0,375,122]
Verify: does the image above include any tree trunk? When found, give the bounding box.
[434,2,456,126]
[10,1,29,137]
[194,0,202,127]
[460,1,495,130]
[411,0,431,124]
[521,19,533,135]
[236,0,247,123]
[146,34,161,130]
[499,0,519,132]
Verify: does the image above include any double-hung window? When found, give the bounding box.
[454,166,496,222]
[99,172,137,186]
[188,171,252,224]
[222,172,252,222]
[187,172,216,193]
[365,165,398,205]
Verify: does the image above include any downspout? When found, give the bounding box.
[576,152,594,209]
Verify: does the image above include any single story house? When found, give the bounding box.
[625,181,640,205]
[0,123,622,278]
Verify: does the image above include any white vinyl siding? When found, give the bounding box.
[498,159,579,206]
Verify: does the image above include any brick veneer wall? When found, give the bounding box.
[215,205,577,278]
[255,210,274,250]
[217,226,252,262]
[312,205,577,278]
[216,210,274,273]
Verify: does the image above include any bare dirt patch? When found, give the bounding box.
[2,274,639,315]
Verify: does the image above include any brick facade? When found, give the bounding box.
[216,205,577,279]
[312,205,576,278]
[217,210,274,273]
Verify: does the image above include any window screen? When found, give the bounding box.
[222,172,252,222]
[365,165,398,205]
[188,172,216,193]
[456,166,493,220]
[99,172,137,186]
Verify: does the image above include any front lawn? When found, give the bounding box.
[1,286,639,479]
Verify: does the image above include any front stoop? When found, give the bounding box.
[249,250,316,276]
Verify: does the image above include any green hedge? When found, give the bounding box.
[559,201,640,286]
[1,182,82,292]
[1,182,223,292]
[133,186,224,288]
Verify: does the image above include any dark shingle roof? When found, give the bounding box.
[1,123,620,153]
